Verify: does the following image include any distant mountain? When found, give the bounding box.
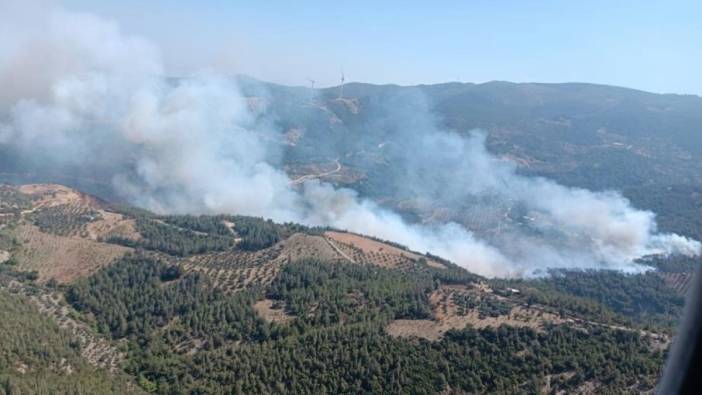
[2,79,701,239]
[237,79,702,239]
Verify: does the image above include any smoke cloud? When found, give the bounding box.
[1,3,699,277]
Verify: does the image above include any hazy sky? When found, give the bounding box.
[59,0,702,95]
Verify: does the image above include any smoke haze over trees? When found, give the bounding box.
[0,2,699,277]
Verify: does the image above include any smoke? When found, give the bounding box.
[1,3,699,277]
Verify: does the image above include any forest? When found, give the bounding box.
[0,188,689,394]
[107,214,286,256]
[0,289,140,394]
[517,269,685,328]
[60,253,666,394]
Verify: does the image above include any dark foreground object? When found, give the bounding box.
[659,263,702,393]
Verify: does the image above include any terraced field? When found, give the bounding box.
[661,272,695,295]
[0,184,32,214]
[324,230,445,270]
[17,185,140,242]
[181,233,349,293]
[31,204,103,237]
[181,240,285,293]
[13,224,131,284]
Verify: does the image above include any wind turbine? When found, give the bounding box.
[307,78,316,102]
[338,71,345,99]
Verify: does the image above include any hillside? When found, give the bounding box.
[4,79,699,246]
[256,80,702,242]
[0,183,690,393]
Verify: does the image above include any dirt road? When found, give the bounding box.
[290,159,341,185]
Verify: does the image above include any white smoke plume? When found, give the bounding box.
[1,3,699,277]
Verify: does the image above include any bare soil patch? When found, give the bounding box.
[325,231,444,269]
[281,233,344,262]
[253,299,294,324]
[425,260,447,269]
[13,224,131,283]
[332,97,361,114]
[11,184,139,242]
[222,220,236,235]
[18,184,102,210]
[387,284,566,341]
[0,249,9,264]
[386,319,445,341]
[326,231,420,259]
[86,210,140,242]
[387,283,667,344]
[386,306,566,341]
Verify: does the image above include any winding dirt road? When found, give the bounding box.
[290,158,341,185]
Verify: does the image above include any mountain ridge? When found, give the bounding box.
[234,74,702,99]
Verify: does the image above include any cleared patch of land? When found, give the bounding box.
[282,233,344,262]
[387,282,670,347]
[183,242,286,293]
[183,233,347,293]
[85,210,140,241]
[253,299,294,324]
[12,184,140,242]
[387,284,565,341]
[0,185,32,214]
[13,224,131,283]
[19,184,102,210]
[386,306,563,341]
[325,231,445,269]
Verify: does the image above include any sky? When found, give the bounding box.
[58,0,702,95]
